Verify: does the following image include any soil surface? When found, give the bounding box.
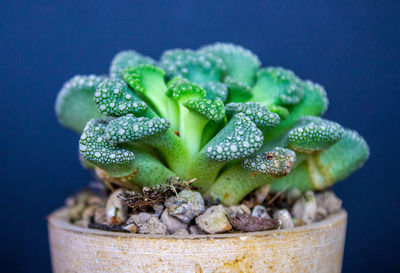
[66,179,342,235]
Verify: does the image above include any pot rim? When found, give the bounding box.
[48,207,347,240]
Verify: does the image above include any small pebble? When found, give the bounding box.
[255,184,270,204]
[127,212,152,226]
[165,190,205,223]
[316,207,328,221]
[122,223,138,233]
[239,204,251,214]
[74,191,90,204]
[273,209,294,229]
[94,207,108,225]
[189,225,206,235]
[69,202,86,221]
[87,195,104,206]
[252,205,271,219]
[106,189,127,225]
[153,204,164,217]
[143,217,167,234]
[292,191,317,225]
[316,191,342,214]
[225,204,250,218]
[161,209,188,234]
[287,189,302,205]
[81,205,97,221]
[129,213,167,234]
[196,205,232,234]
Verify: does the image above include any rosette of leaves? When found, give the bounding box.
[55,42,369,206]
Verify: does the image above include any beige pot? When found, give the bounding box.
[48,207,347,273]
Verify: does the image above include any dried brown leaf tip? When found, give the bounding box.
[118,176,194,212]
[95,166,140,191]
[229,212,279,232]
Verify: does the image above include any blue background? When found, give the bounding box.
[1,1,399,272]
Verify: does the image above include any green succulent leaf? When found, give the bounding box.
[199,42,260,85]
[55,75,106,133]
[96,148,176,188]
[241,147,296,176]
[262,80,329,143]
[225,102,280,130]
[186,113,263,191]
[94,79,148,117]
[184,98,226,121]
[79,119,136,177]
[160,49,225,84]
[105,114,171,145]
[271,129,370,192]
[299,81,329,116]
[267,105,290,120]
[287,116,344,154]
[123,65,166,95]
[206,147,296,205]
[166,78,206,102]
[224,76,253,103]
[201,81,228,102]
[122,149,176,187]
[122,64,177,123]
[319,129,370,181]
[109,50,155,79]
[251,67,304,107]
[167,79,226,156]
[205,113,263,162]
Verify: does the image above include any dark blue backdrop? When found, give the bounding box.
[1,1,399,272]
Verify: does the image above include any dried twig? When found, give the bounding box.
[267,187,288,206]
[118,176,194,212]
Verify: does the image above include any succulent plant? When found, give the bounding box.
[55,43,369,206]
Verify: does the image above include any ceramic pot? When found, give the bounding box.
[48,207,346,273]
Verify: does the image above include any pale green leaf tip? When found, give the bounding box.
[242,147,296,176]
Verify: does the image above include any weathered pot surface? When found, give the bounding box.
[48,207,347,273]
